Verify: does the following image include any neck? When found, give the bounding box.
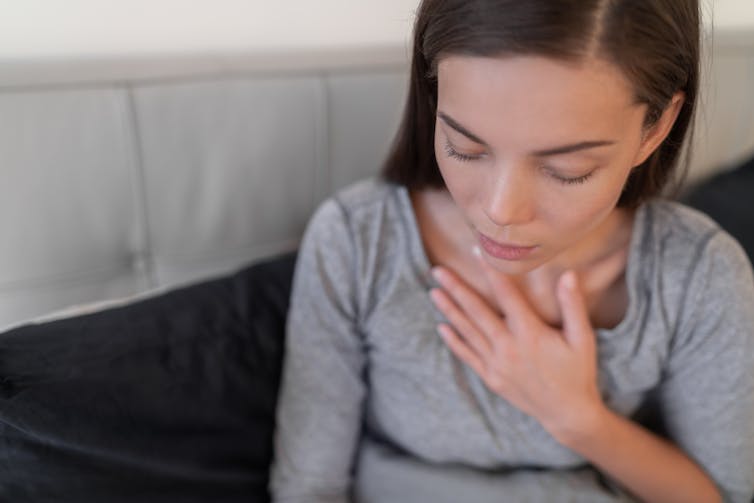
[532,206,634,282]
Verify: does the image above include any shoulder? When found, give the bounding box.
[306,176,407,242]
[641,199,720,246]
[295,177,415,320]
[331,176,403,225]
[303,176,394,229]
[332,176,396,208]
[630,199,753,334]
[300,176,410,263]
[637,198,749,276]
[637,199,754,345]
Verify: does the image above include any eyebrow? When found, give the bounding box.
[437,111,616,156]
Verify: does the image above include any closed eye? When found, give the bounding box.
[444,141,483,162]
[445,139,596,186]
[545,166,595,185]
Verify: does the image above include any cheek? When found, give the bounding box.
[542,167,630,239]
[558,191,615,226]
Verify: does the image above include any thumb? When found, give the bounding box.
[557,270,594,350]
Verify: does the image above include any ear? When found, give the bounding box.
[630,91,685,167]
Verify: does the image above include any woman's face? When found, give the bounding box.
[434,55,674,275]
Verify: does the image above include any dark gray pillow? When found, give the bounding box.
[0,251,296,503]
[685,154,754,265]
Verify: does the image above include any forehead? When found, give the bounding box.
[436,55,643,147]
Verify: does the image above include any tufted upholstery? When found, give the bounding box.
[0,48,409,331]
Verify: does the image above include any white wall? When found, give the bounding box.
[1,0,752,60]
[712,0,754,29]
[0,1,420,59]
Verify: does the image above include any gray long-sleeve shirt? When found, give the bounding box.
[270,177,754,503]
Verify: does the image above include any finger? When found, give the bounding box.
[556,270,594,351]
[430,287,493,357]
[431,266,508,339]
[437,323,488,377]
[472,246,539,332]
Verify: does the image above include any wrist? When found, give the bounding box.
[545,400,613,450]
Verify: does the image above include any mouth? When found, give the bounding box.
[477,232,538,261]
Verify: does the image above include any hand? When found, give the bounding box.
[429,250,606,440]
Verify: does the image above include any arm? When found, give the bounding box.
[551,402,723,503]
[269,199,366,503]
[608,231,754,503]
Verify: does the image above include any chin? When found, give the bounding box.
[480,252,545,276]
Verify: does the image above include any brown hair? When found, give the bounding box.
[381,0,700,208]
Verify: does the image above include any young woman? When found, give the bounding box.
[270,1,754,502]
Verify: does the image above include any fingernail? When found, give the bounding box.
[429,288,441,304]
[561,270,576,290]
[431,267,443,283]
[436,324,449,339]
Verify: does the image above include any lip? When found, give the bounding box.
[477,233,538,261]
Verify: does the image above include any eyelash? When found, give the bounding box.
[550,171,593,185]
[443,141,480,163]
[443,140,594,186]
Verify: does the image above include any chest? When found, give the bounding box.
[361,273,661,468]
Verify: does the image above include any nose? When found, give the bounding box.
[482,164,535,227]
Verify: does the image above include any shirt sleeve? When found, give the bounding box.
[658,231,754,503]
[269,198,366,503]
